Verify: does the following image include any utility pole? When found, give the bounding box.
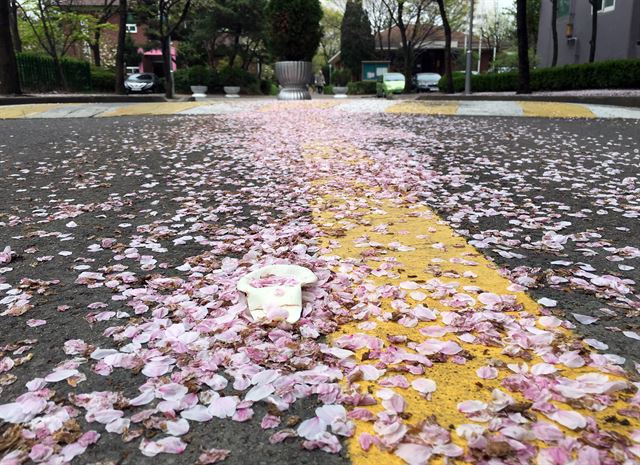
[464,0,475,94]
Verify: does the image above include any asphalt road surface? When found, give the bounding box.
[0,110,639,465]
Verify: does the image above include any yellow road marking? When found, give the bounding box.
[386,101,460,115]
[519,101,595,118]
[0,104,63,119]
[307,143,638,464]
[97,102,204,117]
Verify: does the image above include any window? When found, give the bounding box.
[126,66,140,75]
[594,0,615,13]
[125,23,137,33]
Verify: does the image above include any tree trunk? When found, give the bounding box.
[229,32,240,68]
[436,0,453,94]
[91,29,102,66]
[589,0,597,62]
[114,0,127,94]
[161,35,174,98]
[516,0,531,94]
[550,0,558,66]
[9,0,20,52]
[0,0,21,94]
[51,53,67,90]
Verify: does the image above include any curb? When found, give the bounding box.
[0,95,168,106]
[415,94,640,108]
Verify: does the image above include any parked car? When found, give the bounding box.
[376,73,405,98]
[413,72,441,92]
[124,73,160,94]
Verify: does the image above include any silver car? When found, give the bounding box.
[413,72,441,92]
[124,73,160,94]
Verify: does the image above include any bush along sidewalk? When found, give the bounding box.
[439,59,640,93]
[347,81,377,95]
[17,53,92,92]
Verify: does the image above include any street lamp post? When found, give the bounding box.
[464,0,475,95]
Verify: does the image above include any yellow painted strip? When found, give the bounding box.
[307,143,638,464]
[519,101,595,118]
[0,104,63,119]
[386,101,459,115]
[97,102,204,117]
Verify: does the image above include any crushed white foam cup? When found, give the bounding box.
[237,264,318,323]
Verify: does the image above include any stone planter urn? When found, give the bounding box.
[275,61,312,100]
[190,85,207,99]
[224,86,240,98]
[333,86,348,99]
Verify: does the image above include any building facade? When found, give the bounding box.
[537,0,640,67]
[65,0,177,76]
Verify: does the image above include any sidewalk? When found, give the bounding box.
[2,98,640,119]
[416,89,640,108]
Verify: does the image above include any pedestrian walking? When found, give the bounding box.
[314,71,326,95]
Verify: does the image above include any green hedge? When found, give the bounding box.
[347,80,376,95]
[17,53,91,92]
[91,67,115,92]
[439,59,640,93]
[174,66,261,94]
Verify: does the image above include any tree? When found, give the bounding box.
[340,0,374,80]
[380,0,435,92]
[89,0,118,67]
[17,0,99,88]
[114,0,126,93]
[266,0,323,61]
[9,0,21,51]
[435,0,452,93]
[0,0,21,94]
[379,0,466,92]
[137,0,193,98]
[515,0,530,93]
[365,0,394,60]
[550,0,557,66]
[319,7,342,64]
[480,7,514,59]
[588,0,597,62]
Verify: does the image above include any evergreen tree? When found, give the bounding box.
[340,0,374,80]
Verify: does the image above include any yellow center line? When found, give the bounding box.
[0,104,64,119]
[386,101,460,115]
[306,142,638,464]
[519,101,595,118]
[97,102,206,117]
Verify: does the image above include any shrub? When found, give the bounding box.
[439,59,640,93]
[174,66,219,93]
[332,68,350,86]
[90,67,115,92]
[266,0,323,61]
[17,53,91,92]
[324,84,334,95]
[347,80,376,94]
[219,66,258,92]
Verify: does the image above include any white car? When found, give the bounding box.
[413,73,441,92]
[124,73,160,94]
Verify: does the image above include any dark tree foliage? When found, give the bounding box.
[266,0,323,61]
[0,0,21,94]
[340,0,374,80]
